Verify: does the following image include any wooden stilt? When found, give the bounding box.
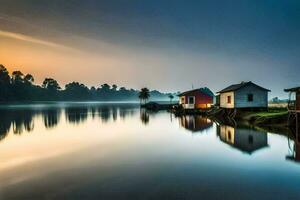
[296,113,299,138]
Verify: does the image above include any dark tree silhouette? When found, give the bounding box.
[64,82,89,100]
[24,74,34,84]
[0,64,176,102]
[42,78,61,90]
[12,71,24,84]
[0,65,10,84]
[0,65,11,101]
[139,88,150,104]
[169,94,174,103]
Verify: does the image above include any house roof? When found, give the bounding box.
[284,87,300,92]
[217,81,270,93]
[178,87,214,97]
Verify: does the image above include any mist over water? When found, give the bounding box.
[0,103,300,200]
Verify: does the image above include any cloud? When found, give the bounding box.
[0,30,72,50]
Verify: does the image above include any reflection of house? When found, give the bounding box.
[286,128,300,163]
[286,143,300,163]
[217,125,268,154]
[179,115,213,133]
[178,88,214,109]
[217,81,270,109]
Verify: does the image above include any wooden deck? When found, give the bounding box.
[288,109,300,113]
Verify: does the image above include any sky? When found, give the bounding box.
[0,0,299,98]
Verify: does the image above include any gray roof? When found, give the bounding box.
[178,87,214,97]
[284,87,300,92]
[217,81,270,93]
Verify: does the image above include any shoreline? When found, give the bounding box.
[142,102,294,133]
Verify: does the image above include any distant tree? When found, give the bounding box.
[0,66,173,102]
[10,70,27,100]
[101,83,110,91]
[112,84,118,91]
[0,65,10,84]
[168,94,174,103]
[139,87,150,104]
[11,71,24,83]
[90,86,97,100]
[24,74,34,84]
[119,87,126,91]
[0,65,11,101]
[64,82,89,100]
[90,86,96,92]
[42,78,61,91]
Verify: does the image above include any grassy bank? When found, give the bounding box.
[236,108,288,127]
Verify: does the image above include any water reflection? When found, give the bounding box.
[65,107,89,124]
[178,115,213,133]
[140,109,150,125]
[43,108,61,129]
[286,126,300,163]
[2,104,300,200]
[0,109,35,138]
[0,103,294,160]
[0,103,141,141]
[217,125,269,154]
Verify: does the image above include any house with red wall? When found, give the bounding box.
[178,87,214,109]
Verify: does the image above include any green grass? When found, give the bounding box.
[248,111,288,118]
[239,109,288,126]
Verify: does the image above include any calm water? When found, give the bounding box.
[0,103,300,200]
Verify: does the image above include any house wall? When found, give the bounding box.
[180,91,213,109]
[179,96,185,105]
[220,92,234,108]
[234,84,268,108]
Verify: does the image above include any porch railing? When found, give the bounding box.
[288,100,296,111]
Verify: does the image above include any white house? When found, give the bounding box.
[217,81,270,109]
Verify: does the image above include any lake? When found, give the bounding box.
[0,103,300,200]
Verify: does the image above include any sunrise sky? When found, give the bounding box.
[0,0,299,98]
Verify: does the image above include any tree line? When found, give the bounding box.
[0,64,175,102]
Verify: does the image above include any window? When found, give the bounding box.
[248,135,253,144]
[228,131,231,140]
[227,96,231,104]
[248,94,253,102]
[181,97,185,104]
[188,96,195,104]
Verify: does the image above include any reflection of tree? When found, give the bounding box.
[12,110,34,134]
[0,109,35,136]
[98,106,111,123]
[43,109,61,129]
[112,107,118,121]
[63,104,139,124]
[0,104,141,143]
[65,107,88,124]
[90,107,96,119]
[119,109,130,119]
[119,105,136,120]
[140,109,150,125]
[0,110,11,142]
